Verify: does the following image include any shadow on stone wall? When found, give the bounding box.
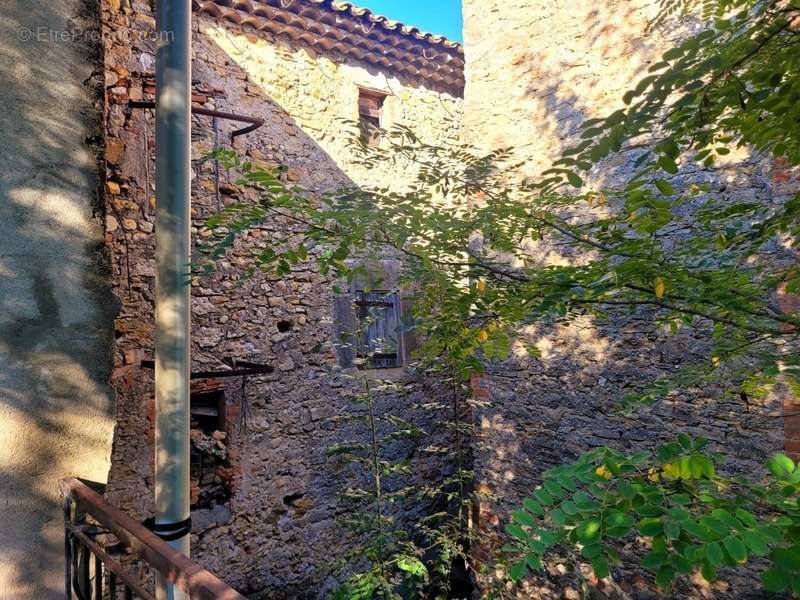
[0,0,118,598]
[462,1,791,598]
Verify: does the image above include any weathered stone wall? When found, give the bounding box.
[0,0,117,597]
[461,1,797,598]
[100,1,462,596]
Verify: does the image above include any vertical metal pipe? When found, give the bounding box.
[154,0,191,598]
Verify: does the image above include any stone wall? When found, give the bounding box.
[100,0,462,596]
[461,1,796,598]
[0,0,116,597]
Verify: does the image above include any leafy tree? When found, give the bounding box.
[327,373,429,600]
[199,0,800,594]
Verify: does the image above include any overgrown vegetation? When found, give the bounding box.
[201,0,799,595]
[326,371,473,600]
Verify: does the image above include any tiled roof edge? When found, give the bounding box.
[330,1,463,52]
[195,0,465,94]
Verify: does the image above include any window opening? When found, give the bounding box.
[358,88,387,147]
[355,290,402,369]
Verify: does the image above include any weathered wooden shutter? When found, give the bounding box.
[333,294,357,369]
[400,295,418,364]
[356,291,402,369]
[358,88,386,148]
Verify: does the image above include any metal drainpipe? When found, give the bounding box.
[154,0,191,598]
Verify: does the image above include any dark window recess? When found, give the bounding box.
[191,390,226,433]
[358,88,387,147]
[355,291,402,369]
[190,389,231,511]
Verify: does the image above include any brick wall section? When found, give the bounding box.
[780,286,800,461]
[99,0,462,596]
[461,1,798,597]
[786,395,800,462]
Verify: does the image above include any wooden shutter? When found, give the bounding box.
[355,291,402,369]
[333,294,357,369]
[358,88,386,118]
[400,295,418,365]
[358,88,387,148]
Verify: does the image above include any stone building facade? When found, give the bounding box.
[99,0,462,596]
[462,1,799,598]
[53,0,798,598]
[3,0,797,597]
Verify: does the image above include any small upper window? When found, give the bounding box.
[358,88,387,147]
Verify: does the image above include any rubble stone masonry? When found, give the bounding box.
[100,0,461,597]
[462,1,799,598]
[96,0,800,597]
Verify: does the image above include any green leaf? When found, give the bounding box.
[523,497,544,516]
[768,453,796,478]
[658,156,679,174]
[604,510,634,530]
[508,561,527,582]
[643,550,668,571]
[734,509,758,528]
[591,556,610,579]
[525,553,543,571]
[699,516,728,537]
[655,565,676,588]
[512,510,536,527]
[706,542,725,567]
[773,547,800,572]
[576,519,602,544]
[549,508,568,527]
[701,562,717,583]
[671,553,694,575]
[741,531,768,556]
[639,518,663,537]
[581,543,603,559]
[533,489,555,506]
[560,500,579,516]
[664,521,681,541]
[762,568,789,593]
[655,179,675,195]
[543,479,564,498]
[722,536,747,563]
[396,556,427,578]
[506,524,527,540]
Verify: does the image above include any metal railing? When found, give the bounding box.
[61,477,245,600]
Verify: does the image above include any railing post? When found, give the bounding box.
[154,0,192,597]
[63,496,73,600]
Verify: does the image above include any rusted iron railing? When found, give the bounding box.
[60,477,245,600]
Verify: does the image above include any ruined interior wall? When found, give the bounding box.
[0,1,117,598]
[461,1,796,598]
[100,1,462,596]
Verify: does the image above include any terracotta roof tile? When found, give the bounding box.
[193,0,465,94]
